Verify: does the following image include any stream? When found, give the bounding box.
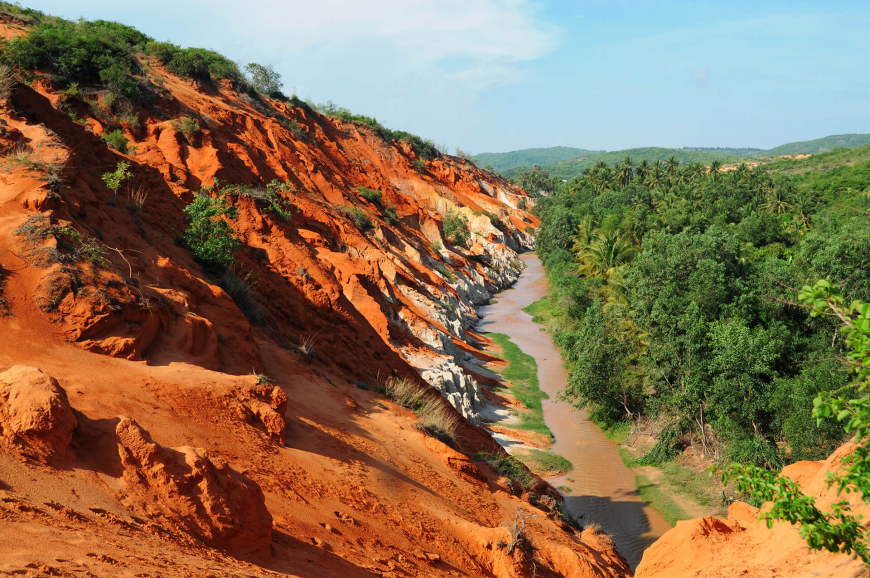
[477,253,671,569]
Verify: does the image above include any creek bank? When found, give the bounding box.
[472,253,673,569]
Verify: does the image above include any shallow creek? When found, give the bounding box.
[477,253,671,569]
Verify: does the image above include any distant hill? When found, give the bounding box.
[473,146,603,172]
[501,147,742,180]
[763,134,870,156]
[496,134,870,181]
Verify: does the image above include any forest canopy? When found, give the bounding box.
[531,147,870,468]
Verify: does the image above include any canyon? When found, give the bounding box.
[0,9,867,578]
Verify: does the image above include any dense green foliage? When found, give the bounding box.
[726,280,870,561]
[182,194,240,270]
[533,149,870,468]
[442,208,470,247]
[473,146,602,172]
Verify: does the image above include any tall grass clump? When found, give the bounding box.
[384,376,459,444]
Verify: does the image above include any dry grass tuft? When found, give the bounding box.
[384,376,459,444]
[0,65,16,101]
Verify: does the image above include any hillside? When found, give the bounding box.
[491,134,870,180]
[0,7,633,578]
[501,147,742,180]
[764,133,870,156]
[473,147,603,172]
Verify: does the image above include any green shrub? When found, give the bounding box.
[101,161,132,204]
[518,198,527,210]
[443,208,470,246]
[474,452,536,491]
[5,18,148,96]
[245,62,282,95]
[171,116,201,145]
[182,195,240,270]
[411,159,426,173]
[430,240,443,252]
[144,40,176,63]
[384,202,399,225]
[341,204,372,231]
[355,185,382,204]
[102,129,129,154]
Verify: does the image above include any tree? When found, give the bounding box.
[442,208,470,247]
[666,155,679,178]
[725,280,870,563]
[102,161,132,205]
[245,62,283,95]
[515,165,559,197]
[182,195,240,270]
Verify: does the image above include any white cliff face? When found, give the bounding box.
[421,361,486,426]
[393,238,525,425]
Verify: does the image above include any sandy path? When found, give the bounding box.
[478,253,672,569]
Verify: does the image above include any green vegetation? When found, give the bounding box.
[384,376,459,444]
[474,452,536,490]
[383,202,399,225]
[101,161,132,204]
[182,194,240,271]
[533,146,870,469]
[355,185,382,204]
[635,474,688,526]
[522,295,553,324]
[474,146,603,172]
[244,62,282,95]
[102,129,130,154]
[442,208,470,247]
[171,116,201,145]
[503,135,870,182]
[518,450,573,475]
[147,43,243,84]
[724,280,870,562]
[487,332,552,439]
[312,100,442,161]
[341,204,372,231]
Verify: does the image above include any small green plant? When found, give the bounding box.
[384,202,399,225]
[443,208,470,247]
[341,204,372,231]
[436,265,458,283]
[254,373,272,385]
[101,161,132,205]
[474,452,535,491]
[171,116,201,145]
[411,159,426,173]
[262,180,295,221]
[182,194,240,271]
[355,185,382,204]
[430,240,443,252]
[518,198,527,210]
[102,129,129,154]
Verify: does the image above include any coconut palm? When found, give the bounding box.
[615,162,633,187]
[574,225,640,284]
[666,156,679,177]
[709,159,723,175]
[636,159,650,180]
[761,183,794,215]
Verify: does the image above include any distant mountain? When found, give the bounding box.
[473,146,603,172]
[500,147,742,180]
[763,134,870,156]
[496,134,870,181]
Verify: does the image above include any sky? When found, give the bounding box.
[23,0,870,154]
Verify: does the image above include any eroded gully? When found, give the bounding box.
[477,253,671,570]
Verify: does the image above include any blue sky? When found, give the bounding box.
[25,0,870,154]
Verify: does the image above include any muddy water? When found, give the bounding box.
[477,253,671,569]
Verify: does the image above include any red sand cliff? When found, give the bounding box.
[0,16,629,578]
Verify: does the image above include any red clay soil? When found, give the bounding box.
[0,17,631,578]
[635,442,869,578]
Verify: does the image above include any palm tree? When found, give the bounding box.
[645,166,663,189]
[666,155,679,177]
[760,183,794,215]
[617,162,633,187]
[709,159,723,176]
[596,167,613,193]
[575,225,640,283]
[636,159,650,180]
